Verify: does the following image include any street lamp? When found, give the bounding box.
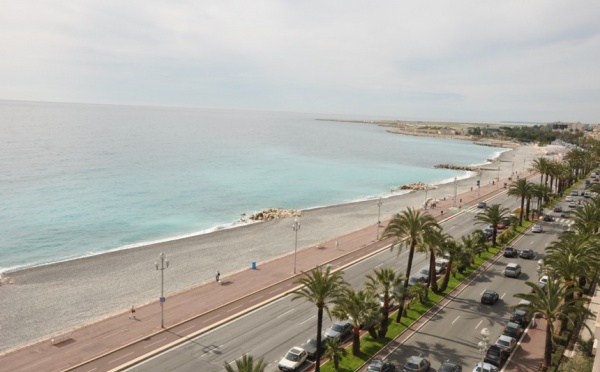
[453,177,457,206]
[477,327,490,371]
[292,217,301,274]
[376,197,383,240]
[155,252,169,328]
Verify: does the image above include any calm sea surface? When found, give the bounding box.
[0,100,505,273]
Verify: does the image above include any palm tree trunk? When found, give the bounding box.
[492,227,498,247]
[525,197,531,221]
[352,328,360,355]
[519,197,525,225]
[315,307,324,372]
[438,261,452,293]
[429,254,439,292]
[397,243,416,323]
[543,319,552,371]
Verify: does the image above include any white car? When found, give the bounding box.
[539,275,549,289]
[531,224,543,233]
[278,347,308,371]
[435,259,448,274]
[495,335,517,353]
[565,196,573,202]
[473,362,498,372]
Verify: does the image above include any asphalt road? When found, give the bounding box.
[127,188,583,372]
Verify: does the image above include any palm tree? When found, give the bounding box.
[364,267,405,337]
[461,232,486,264]
[438,236,460,292]
[291,266,348,372]
[508,179,532,225]
[331,288,380,355]
[515,279,592,371]
[474,204,510,246]
[224,354,267,372]
[570,203,600,235]
[322,338,348,371]
[531,156,550,185]
[416,229,451,293]
[381,207,440,324]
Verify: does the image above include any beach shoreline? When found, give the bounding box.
[0,143,564,353]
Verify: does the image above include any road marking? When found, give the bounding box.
[277,309,295,318]
[452,316,460,324]
[301,315,316,324]
[475,320,482,329]
[204,314,220,322]
[530,241,534,245]
[143,337,167,349]
[374,262,384,268]
[480,290,485,296]
[501,292,506,299]
[254,295,264,301]
[269,288,280,294]
[109,351,134,364]
[179,324,195,333]
[18,359,48,371]
[227,304,242,313]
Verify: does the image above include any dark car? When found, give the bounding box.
[510,309,531,328]
[542,215,554,222]
[520,249,534,259]
[439,362,462,372]
[368,359,396,372]
[408,273,429,286]
[301,338,324,360]
[502,322,524,340]
[477,202,487,208]
[483,345,508,367]
[553,206,562,212]
[481,290,499,305]
[324,320,352,342]
[403,356,430,372]
[503,246,518,258]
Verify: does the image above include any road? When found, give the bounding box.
[126,189,542,372]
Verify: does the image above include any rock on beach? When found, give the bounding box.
[248,208,301,221]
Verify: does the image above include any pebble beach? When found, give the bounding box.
[0,144,557,353]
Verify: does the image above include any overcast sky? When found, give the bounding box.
[2,1,599,123]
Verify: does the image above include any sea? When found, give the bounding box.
[0,100,506,273]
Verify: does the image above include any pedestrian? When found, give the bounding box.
[441,210,444,216]
[216,270,220,283]
[129,305,136,320]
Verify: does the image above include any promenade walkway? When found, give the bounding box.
[0,173,533,372]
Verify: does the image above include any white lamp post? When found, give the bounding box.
[453,177,457,206]
[477,327,490,371]
[376,197,383,240]
[292,217,301,274]
[155,252,169,328]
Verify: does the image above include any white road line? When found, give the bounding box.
[204,314,220,322]
[475,320,482,330]
[374,262,384,268]
[277,309,295,318]
[227,304,242,313]
[480,290,485,296]
[300,315,316,324]
[530,241,534,245]
[109,351,134,364]
[269,288,280,294]
[179,324,195,333]
[254,295,264,301]
[143,337,167,349]
[452,316,460,324]
[501,292,506,299]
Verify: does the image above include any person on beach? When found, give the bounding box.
[129,305,136,320]
[216,270,220,283]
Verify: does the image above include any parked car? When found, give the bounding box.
[484,345,508,367]
[438,362,462,372]
[477,202,487,208]
[435,260,448,274]
[301,338,324,360]
[531,224,543,233]
[542,215,554,222]
[510,308,531,328]
[324,320,352,342]
[408,273,429,286]
[495,335,517,354]
[473,362,498,372]
[565,196,573,202]
[403,356,431,372]
[568,202,577,208]
[368,359,396,372]
[503,246,518,258]
[539,275,549,289]
[520,249,535,259]
[502,321,524,340]
[553,206,562,212]
[481,290,499,305]
[503,263,522,278]
[571,190,579,196]
[278,347,308,371]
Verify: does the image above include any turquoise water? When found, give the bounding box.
[0,100,505,273]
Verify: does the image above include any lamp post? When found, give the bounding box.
[478,173,482,196]
[477,327,490,371]
[292,217,301,274]
[453,177,457,207]
[376,197,383,240]
[497,167,500,188]
[155,252,169,328]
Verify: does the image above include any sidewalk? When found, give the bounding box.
[503,317,547,372]
[0,174,528,372]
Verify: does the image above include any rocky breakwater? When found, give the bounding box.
[0,273,14,286]
[434,164,480,172]
[391,182,438,192]
[247,208,301,221]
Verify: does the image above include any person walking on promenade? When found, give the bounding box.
[129,305,136,320]
[216,270,220,283]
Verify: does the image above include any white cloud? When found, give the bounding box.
[1,0,599,122]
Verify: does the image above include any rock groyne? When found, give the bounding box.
[391,182,438,192]
[434,164,480,172]
[247,208,301,221]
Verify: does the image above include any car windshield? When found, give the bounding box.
[306,339,316,347]
[285,352,299,361]
[497,339,509,347]
[405,362,419,370]
[331,324,344,332]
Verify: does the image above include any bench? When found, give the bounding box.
[51,332,73,345]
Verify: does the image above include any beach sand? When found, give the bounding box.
[0,144,563,353]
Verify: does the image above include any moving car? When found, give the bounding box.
[568,202,577,208]
[565,196,573,202]
[473,362,498,372]
[531,224,543,233]
[439,362,462,372]
[477,202,487,208]
[561,210,570,218]
[481,290,499,305]
[495,335,517,354]
[483,345,507,367]
[553,206,562,212]
[403,356,431,372]
[502,322,523,339]
[542,215,554,222]
[571,190,579,196]
[520,249,535,259]
[324,320,352,342]
[503,263,522,278]
[503,246,518,258]
[278,347,308,371]
[368,359,396,372]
